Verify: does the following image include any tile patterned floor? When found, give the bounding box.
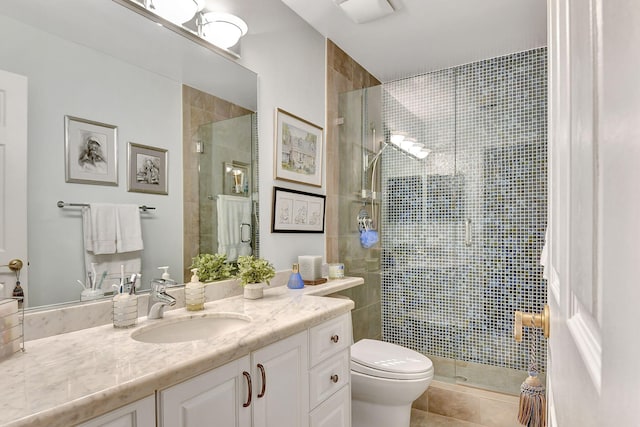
[410,409,488,427]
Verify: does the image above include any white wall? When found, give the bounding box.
[0,15,183,305]
[239,8,327,270]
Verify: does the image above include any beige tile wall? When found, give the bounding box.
[325,40,382,342]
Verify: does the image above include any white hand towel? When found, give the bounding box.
[116,204,144,253]
[88,203,117,255]
[216,195,252,262]
[82,206,94,253]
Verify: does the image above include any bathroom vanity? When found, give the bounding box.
[0,278,361,427]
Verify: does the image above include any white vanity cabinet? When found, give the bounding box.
[308,313,352,427]
[76,395,155,427]
[156,314,351,427]
[157,330,308,427]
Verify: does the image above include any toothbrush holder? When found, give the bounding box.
[112,294,138,328]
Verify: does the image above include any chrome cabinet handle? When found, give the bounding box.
[242,371,252,407]
[330,374,339,383]
[330,335,339,343]
[257,363,266,398]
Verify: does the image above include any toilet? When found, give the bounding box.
[350,339,434,427]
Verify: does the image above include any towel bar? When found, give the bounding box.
[57,200,155,212]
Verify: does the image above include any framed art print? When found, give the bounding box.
[64,115,118,186]
[272,186,325,233]
[274,108,323,187]
[127,142,168,195]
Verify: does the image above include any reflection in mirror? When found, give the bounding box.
[0,0,257,309]
[199,117,255,262]
[182,86,259,281]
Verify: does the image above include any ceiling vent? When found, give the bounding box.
[333,0,395,24]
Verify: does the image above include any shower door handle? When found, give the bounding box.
[464,219,472,246]
[240,223,251,243]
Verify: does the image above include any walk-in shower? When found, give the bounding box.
[337,47,547,395]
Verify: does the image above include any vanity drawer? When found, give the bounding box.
[309,350,350,410]
[309,312,352,366]
[309,383,351,427]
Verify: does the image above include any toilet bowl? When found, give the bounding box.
[351,339,434,427]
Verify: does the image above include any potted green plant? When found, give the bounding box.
[190,253,234,283]
[236,255,276,299]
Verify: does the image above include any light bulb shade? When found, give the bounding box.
[399,137,415,151]
[385,137,430,161]
[408,146,421,156]
[390,132,406,144]
[414,149,431,159]
[201,13,248,49]
[148,0,204,24]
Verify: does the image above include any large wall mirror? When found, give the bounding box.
[0,0,258,308]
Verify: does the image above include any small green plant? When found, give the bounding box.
[236,255,276,286]
[190,253,234,282]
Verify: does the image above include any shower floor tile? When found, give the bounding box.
[410,409,488,427]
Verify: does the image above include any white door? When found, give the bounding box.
[252,330,309,427]
[0,69,28,303]
[547,1,640,425]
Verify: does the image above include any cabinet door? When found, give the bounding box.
[77,395,155,427]
[158,356,251,427]
[309,385,351,427]
[252,330,309,427]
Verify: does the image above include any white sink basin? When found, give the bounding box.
[131,313,252,344]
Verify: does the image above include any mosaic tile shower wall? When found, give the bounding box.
[381,48,547,372]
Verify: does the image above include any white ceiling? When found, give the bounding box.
[279,0,547,82]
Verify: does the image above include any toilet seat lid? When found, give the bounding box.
[351,339,433,379]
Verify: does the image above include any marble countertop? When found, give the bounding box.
[0,277,362,427]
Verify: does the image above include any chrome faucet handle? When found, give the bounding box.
[147,279,177,319]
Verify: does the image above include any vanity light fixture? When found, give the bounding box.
[114,0,248,59]
[144,0,204,25]
[198,12,249,49]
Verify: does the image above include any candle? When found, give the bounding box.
[298,255,322,281]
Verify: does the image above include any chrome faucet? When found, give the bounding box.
[147,279,177,319]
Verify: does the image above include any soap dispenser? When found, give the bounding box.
[287,263,304,289]
[185,268,205,311]
[158,266,171,281]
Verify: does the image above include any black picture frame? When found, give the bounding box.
[271,186,326,233]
